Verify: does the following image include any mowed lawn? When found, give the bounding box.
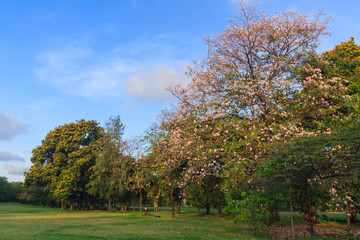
[0,203,267,240]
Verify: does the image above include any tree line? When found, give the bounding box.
[22,2,360,236]
[0,177,23,202]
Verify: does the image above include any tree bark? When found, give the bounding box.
[351,208,357,224]
[196,201,201,216]
[289,183,295,239]
[304,182,315,236]
[347,203,350,228]
[216,198,222,218]
[205,200,211,215]
[176,199,181,214]
[154,188,160,212]
[170,186,175,218]
[139,188,143,216]
[108,199,112,211]
[154,201,158,213]
[87,201,95,211]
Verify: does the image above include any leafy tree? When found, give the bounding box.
[147,122,187,218]
[125,136,151,216]
[88,116,126,211]
[24,120,103,209]
[165,1,337,226]
[0,177,23,202]
[261,120,360,234]
[323,37,360,95]
[0,177,11,201]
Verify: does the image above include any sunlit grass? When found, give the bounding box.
[0,203,269,240]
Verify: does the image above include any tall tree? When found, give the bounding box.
[88,116,126,211]
[24,120,103,209]
[168,1,332,189]
[125,136,150,216]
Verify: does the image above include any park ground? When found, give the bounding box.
[0,203,359,239]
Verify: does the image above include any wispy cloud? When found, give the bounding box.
[0,151,25,162]
[0,113,27,141]
[34,36,192,102]
[4,164,28,176]
[124,61,190,101]
[34,40,137,100]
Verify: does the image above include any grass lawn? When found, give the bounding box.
[1,203,358,239]
[0,202,268,240]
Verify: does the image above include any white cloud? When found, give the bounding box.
[34,37,192,101]
[0,151,25,162]
[0,113,27,141]
[4,164,28,176]
[34,41,137,100]
[124,61,190,100]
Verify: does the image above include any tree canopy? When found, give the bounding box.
[24,120,103,209]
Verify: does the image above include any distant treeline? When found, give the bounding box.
[0,177,23,202]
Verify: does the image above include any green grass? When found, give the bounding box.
[279,211,360,224]
[0,203,269,240]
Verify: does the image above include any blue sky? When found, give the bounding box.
[1,0,359,182]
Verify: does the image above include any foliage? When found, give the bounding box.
[23,120,103,209]
[0,177,23,202]
[259,120,360,233]
[125,135,153,215]
[323,37,360,95]
[88,116,127,211]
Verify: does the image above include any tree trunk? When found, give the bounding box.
[154,201,158,213]
[351,208,357,224]
[170,186,175,218]
[77,201,82,210]
[139,188,143,216]
[196,201,201,216]
[205,200,211,215]
[304,182,315,236]
[108,199,112,211]
[176,199,181,214]
[289,183,295,239]
[272,208,279,222]
[154,188,160,212]
[347,203,351,228]
[216,198,222,218]
[87,201,94,211]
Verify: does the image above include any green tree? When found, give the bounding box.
[0,177,11,201]
[262,120,360,234]
[324,37,360,95]
[125,136,151,216]
[88,116,127,211]
[24,120,103,209]
[0,177,23,202]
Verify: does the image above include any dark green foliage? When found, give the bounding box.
[88,116,127,211]
[0,177,23,202]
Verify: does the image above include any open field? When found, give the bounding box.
[0,203,268,240]
[0,203,357,239]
